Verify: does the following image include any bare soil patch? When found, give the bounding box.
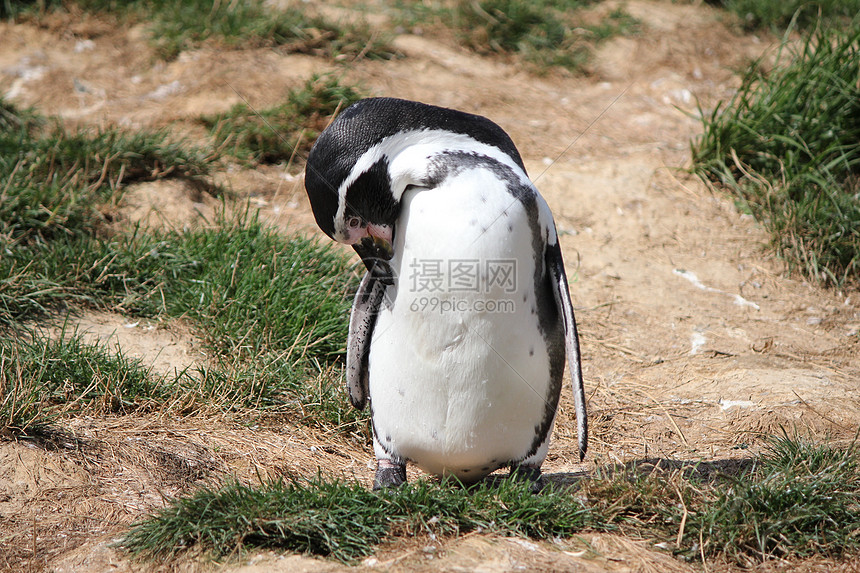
[1,1,858,571]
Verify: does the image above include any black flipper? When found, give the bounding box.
[346,270,386,410]
[545,240,588,461]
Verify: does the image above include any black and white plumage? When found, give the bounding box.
[304,97,587,489]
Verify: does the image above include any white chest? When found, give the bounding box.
[368,169,555,479]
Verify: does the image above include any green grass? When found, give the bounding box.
[120,434,860,564]
[0,97,42,131]
[1,0,394,61]
[0,98,355,360]
[0,323,366,438]
[121,476,593,562]
[142,0,394,61]
[1,95,365,437]
[692,434,860,564]
[189,355,366,435]
[0,218,365,435]
[127,215,363,431]
[459,0,591,68]
[0,97,214,324]
[0,0,40,18]
[200,75,364,165]
[691,24,860,284]
[78,211,359,361]
[0,326,170,436]
[719,0,860,32]
[394,0,639,72]
[0,212,363,423]
[0,99,215,245]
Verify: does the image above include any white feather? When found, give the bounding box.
[333,130,524,242]
[368,166,555,481]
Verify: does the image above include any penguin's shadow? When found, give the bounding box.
[476,456,755,490]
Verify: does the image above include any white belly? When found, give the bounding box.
[368,170,554,481]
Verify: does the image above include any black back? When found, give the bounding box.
[305,97,526,238]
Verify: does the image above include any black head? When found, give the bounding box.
[304,97,525,243]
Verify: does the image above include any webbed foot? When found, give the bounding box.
[510,464,544,493]
[373,459,406,490]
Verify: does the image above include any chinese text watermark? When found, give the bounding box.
[409,258,517,293]
[406,258,518,314]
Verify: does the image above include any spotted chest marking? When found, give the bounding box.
[423,151,565,459]
[368,152,565,472]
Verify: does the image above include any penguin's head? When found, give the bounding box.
[304,99,407,280]
[304,97,526,280]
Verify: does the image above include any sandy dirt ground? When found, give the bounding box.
[1,1,858,571]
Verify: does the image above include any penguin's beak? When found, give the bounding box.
[353,225,395,285]
[368,233,394,259]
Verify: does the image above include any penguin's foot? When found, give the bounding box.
[373,459,406,490]
[509,464,544,493]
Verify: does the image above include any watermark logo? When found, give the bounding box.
[406,258,518,314]
[408,258,517,293]
[409,296,516,314]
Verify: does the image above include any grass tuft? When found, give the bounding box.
[0,97,42,131]
[719,0,860,32]
[0,98,215,245]
[692,433,860,563]
[1,208,357,360]
[145,0,395,61]
[0,325,170,436]
[121,476,592,562]
[1,95,364,435]
[121,434,860,565]
[691,24,860,284]
[134,210,358,362]
[395,0,639,72]
[200,74,363,165]
[1,0,394,61]
[1,209,365,434]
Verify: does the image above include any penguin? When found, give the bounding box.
[304,97,587,490]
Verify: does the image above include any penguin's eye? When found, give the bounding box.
[346,216,362,229]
